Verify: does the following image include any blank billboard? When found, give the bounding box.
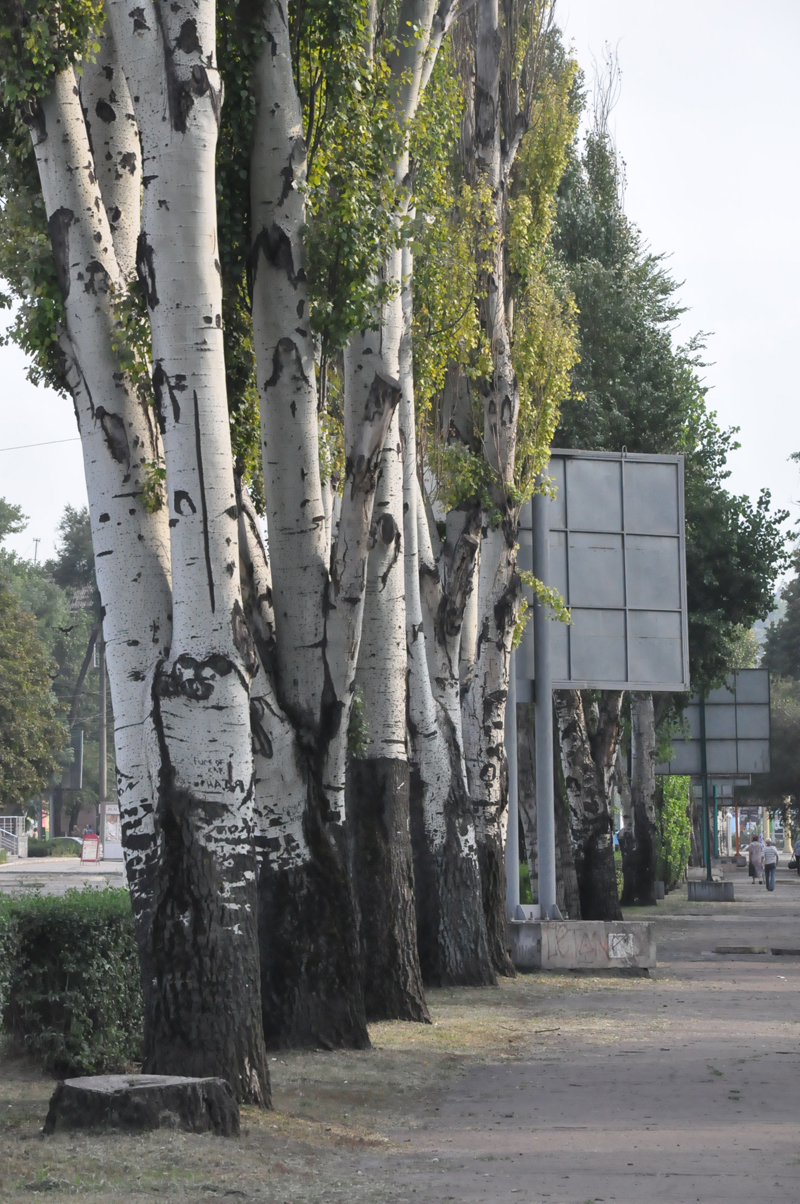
[516,450,690,692]
[656,669,771,776]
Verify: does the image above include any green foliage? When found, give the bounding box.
[347,684,370,760]
[0,498,26,541]
[0,0,103,108]
[0,3,106,390]
[763,553,800,679]
[1,503,114,816]
[657,776,692,890]
[27,837,79,857]
[513,568,570,648]
[413,31,579,519]
[140,462,167,515]
[0,887,142,1074]
[0,581,65,809]
[0,132,68,392]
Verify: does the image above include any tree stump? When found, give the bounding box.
[43,1075,240,1136]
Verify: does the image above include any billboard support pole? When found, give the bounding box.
[533,486,559,920]
[699,695,712,882]
[505,652,520,914]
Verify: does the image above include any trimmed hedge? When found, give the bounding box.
[0,887,143,1075]
[27,838,81,858]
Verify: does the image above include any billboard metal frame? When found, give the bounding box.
[517,449,690,693]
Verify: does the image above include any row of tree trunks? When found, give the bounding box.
[553,690,623,921]
[352,0,495,999]
[618,693,659,906]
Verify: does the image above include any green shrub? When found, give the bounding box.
[657,776,692,890]
[0,887,143,1075]
[0,847,6,865]
[27,838,81,858]
[519,861,533,904]
[26,838,52,857]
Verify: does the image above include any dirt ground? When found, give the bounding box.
[2,861,799,1202]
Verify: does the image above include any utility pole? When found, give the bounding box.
[32,537,40,566]
[98,634,107,818]
[505,654,520,914]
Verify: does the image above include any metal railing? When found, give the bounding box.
[0,817,28,857]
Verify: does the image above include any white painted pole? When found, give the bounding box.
[533,486,558,920]
[505,651,520,914]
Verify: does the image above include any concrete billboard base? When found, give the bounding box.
[509,920,655,973]
[688,880,735,902]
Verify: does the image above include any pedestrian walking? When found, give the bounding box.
[748,834,764,884]
[763,839,779,891]
[794,836,800,877]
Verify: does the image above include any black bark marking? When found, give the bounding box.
[48,208,74,299]
[119,151,137,175]
[155,652,234,703]
[99,513,110,523]
[21,97,47,143]
[176,18,202,54]
[95,98,116,123]
[97,550,113,557]
[194,391,215,613]
[263,338,309,391]
[137,231,159,307]
[95,407,131,468]
[152,364,185,429]
[129,6,150,32]
[249,698,273,759]
[250,223,306,291]
[231,599,257,675]
[173,490,197,516]
[345,372,402,496]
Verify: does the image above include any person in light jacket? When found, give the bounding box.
[763,839,779,891]
[748,833,764,884]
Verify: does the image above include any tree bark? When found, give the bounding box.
[463,526,517,976]
[554,690,623,921]
[415,483,495,986]
[618,694,658,905]
[349,314,426,1020]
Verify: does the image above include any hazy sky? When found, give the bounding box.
[2,0,798,561]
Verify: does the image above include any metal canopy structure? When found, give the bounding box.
[656,669,771,777]
[516,450,690,693]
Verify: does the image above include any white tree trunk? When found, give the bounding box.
[78,22,141,283]
[29,63,172,928]
[250,2,327,728]
[401,253,493,986]
[106,0,268,1101]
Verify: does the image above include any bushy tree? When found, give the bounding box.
[0,579,65,810]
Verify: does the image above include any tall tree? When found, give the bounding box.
[553,113,787,910]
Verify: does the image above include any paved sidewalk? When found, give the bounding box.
[0,855,126,895]
[368,862,800,1202]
